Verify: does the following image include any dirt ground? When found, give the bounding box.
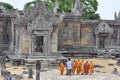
[0,58,120,80]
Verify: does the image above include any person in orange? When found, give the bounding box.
[81,60,85,75]
[65,61,68,75]
[84,61,90,75]
[76,59,81,75]
[89,61,94,75]
[58,61,64,75]
[72,60,77,74]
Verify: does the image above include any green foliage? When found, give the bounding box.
[24,0,100,19]
[83,12,100,20]
[0,2,14,10]
[81,0,99,20]
[48,0,100,19]
[47,2,54,9]
[24,1,35,9]
[47,0,74,12]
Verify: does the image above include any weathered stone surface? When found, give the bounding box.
[111,68,119,75]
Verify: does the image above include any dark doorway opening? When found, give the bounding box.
[34,36,43,53]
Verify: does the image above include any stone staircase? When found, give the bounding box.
[26,55,57,70]
[58,46,97,58]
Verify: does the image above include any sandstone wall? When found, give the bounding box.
[50,28,58,53]
[58,22,95,48]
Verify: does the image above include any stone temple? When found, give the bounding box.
[0,1,120,60]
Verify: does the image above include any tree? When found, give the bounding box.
[24,0,43,9]
[24,1,36,9]
[0,2,14,10]
[24,0,100,19]
[81,0,100,20]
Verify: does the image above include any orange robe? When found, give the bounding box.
[76,61,81,74]
[58,63,64,75]
[81,62,85,74]
[72,61,77,74]
[84,63,89,75]
[65,66,68,75]
[89,63,94,74]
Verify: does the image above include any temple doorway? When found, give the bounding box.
[98,33,109,49]
[99,36,106,48]
[34,36,43,53]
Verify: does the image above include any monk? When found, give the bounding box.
[76,59,81,74]
[58,61,64,75]
[89,61,94,75]
[72,60,77,74]
[84,61,90,75]
[65,62,68,75]
[81,60,85,75]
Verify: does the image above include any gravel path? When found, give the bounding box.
[38,69,120,80]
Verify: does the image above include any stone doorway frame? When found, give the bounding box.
[95,21,113,49]
[31,30,51,56]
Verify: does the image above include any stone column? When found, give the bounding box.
[1,56,6,76]
[50,28,58,53]
[9,22,15,52]
[28,67,33,78]
[43,34,48,56]
[36,60,41,80]
[108,36,111,47]
[28,33,32,55]
[47,33,51,56]
[0,63,1,76]
[19,28,22,54]
[96,36,99,49]
[31,34,34,55]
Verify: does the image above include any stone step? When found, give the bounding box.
[28,55,56,60]
[62,53,97,58]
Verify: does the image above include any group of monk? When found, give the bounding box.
[58,58,94,75]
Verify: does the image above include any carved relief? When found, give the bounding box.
[95,21,113,35]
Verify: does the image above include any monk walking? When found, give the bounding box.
[89,61,94,75]
[81,60,85,75]
[58,61,64,75]
[84,61,89,75]
[72,60,77,74]
[76,59,81,74]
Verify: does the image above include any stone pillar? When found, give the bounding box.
[28,67,33,78]
[29,33,32,54]
[96,36,99,49]
[44,35,48,56]
[31,34,34,55]
[19,28,22,54]
[50,28,58,53]
[9,22,15,52]
[108,36,111,47]
[1,56,6,76]
[36,60,41,80]
[0,63,1,76]
[47,34,51,56]
[26,63,34,79]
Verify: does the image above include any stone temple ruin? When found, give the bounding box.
[0,0,120,79]
[0,0,120,67]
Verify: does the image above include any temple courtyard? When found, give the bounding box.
[0,58,120,80]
